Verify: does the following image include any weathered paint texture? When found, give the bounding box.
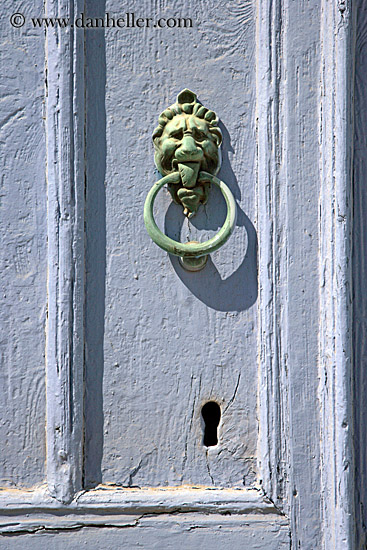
[0,0,47,486]
[319,1,355,548]
[353,1,367,548]
[0,514,290,550]
[84,0,259,489]
[257,1,324,547]
[45,0,85,505]
[0,0,362,547]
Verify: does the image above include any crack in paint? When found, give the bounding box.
[124,449,158,488]
[205,450,215,486]
[0,516,143,536]
[223,373,241,414]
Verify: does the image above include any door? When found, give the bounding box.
[0,0,363,548]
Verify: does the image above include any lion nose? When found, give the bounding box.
[175,135,203,162]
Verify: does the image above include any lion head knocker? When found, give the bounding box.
[152,89,222,218]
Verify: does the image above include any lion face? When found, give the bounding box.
[154,114,221,176]
[152,89,223,217]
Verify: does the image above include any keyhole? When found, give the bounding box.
[201,401,221,447]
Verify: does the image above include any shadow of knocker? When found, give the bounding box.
[163,182,258,313]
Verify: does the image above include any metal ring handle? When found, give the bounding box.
[144,171,237,269]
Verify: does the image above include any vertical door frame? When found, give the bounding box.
[319,0,355,548]
[257,0,356,547]
[45,0,85,505]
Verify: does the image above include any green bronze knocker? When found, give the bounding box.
[144,89,236,271]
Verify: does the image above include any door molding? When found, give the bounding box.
[45,0,85,505]
[256,0,290,514]
[257,0,356,548]
[0,487,285,534]
[319,1,355,548]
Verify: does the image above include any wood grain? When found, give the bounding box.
[258,0,331,547]
[319,1,355,548]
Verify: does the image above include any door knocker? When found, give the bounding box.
[144,89,236,271]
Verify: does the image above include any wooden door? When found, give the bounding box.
[0,0,363,548]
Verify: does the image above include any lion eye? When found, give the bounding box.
[170,130,183,140]
[194,130,207,142]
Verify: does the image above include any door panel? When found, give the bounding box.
[0,0,47,487]
[84,0,258,489]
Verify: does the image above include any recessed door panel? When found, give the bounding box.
[0,0,47,487]
[84,0,258,488]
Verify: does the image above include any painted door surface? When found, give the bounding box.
[84,0,258,492]
[0,0,364,549]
